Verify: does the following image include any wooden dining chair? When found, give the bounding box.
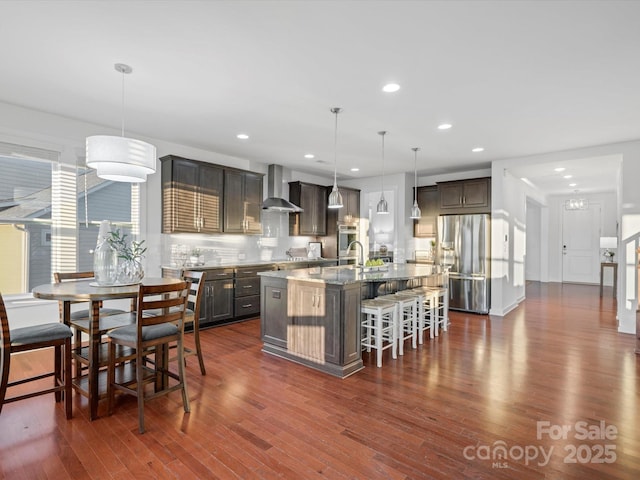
[106,281,191,434]
[54,271,134,379]
[181,270,207,375]
[0,292,73,419]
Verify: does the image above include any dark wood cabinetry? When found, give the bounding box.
[260,276,363,378]
[161,155,224,234]
[224,170,264,234]
[327,186,360,226]
[413,186,438,237]
[289,181,327,236]
[201,268,234,326]
[438,178,491,214]
[234,265,277,319]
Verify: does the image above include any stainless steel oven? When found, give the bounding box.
[338,224,359,258]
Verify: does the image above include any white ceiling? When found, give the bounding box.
[1,1,638,195]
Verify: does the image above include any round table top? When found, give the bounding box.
[32,277,183,302]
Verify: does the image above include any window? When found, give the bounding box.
[0,141,138,294]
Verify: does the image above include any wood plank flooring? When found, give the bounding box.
[1,282,638,479]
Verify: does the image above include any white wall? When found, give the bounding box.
[525,200,542,282]
[493,141,639,335]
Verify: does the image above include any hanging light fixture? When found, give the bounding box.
[564,190,588,210]
[327,107,343,209]
[376,131,389,214]
[410,147,422,219]
[86,63,156,183]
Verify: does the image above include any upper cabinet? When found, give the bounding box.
[328,186,360,225]
[438,178,491,214]
[224,170,263,234]
[413,186,438,237]
[161,155,262,235]
[289,181,327,236]
[161,155,223,234]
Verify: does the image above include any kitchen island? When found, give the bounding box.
[259,264,443,378]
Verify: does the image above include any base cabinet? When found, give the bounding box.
[202,277,234,326]
[260,276,363,378]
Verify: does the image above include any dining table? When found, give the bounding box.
[32,276,183,420]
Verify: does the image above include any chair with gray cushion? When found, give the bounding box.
[0,292,73,419]
[106,281,191,434]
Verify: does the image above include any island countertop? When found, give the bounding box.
[258,263,443,285]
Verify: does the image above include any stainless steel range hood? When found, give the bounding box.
[262,164,303,212]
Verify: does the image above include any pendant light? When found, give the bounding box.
[376,131,389,214]
[86,63,156,183]
[410,147,422,219]
[327,107,343,209]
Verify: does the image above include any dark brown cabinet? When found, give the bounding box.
[328,186,360,226]
[224,170,264,234]
[234,265,276,319]
[201,269,234,326]
[289,181,327,236]
[438,178,491,214]
[260,276,362,377]
[413,186,438,237]
[261,283,288,349]
[161,155,224,234]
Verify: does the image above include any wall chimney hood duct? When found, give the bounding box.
[262,164,303,212]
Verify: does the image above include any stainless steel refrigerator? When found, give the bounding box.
[437,214,490,314]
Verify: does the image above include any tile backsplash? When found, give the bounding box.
[162,211,319,266]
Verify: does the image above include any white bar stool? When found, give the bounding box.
[378,293,418,355]
[413,286,449,338]
[361,298,398,368]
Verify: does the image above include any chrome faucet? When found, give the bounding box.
[347,240,365,268]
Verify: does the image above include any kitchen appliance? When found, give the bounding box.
[338,224,359,259]
[262,164,303,212]
[437,214,490,314]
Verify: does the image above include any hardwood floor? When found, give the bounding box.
[1,282,638,479]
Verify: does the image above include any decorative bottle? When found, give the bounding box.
[93,220,118,286]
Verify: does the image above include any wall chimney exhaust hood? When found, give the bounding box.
[262,164,303,212]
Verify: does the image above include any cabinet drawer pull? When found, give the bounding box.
[243,285,253,289]
[216,273,229,276]
[241,304,253,308]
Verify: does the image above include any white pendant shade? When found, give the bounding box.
[377,131,389,214]
[85,64,156,183]
[86,135,156,182]
[410,200,421,219]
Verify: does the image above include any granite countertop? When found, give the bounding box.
[161,258,339,271]
[258,263,442,285]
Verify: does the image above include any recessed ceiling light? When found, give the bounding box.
[438,123,452,130]
[554,167,566,172]
[236,133,249,140]
[472,147,484,153]
[350,167,360,172]
[304,153,315,159]
[569,183,577,187]
[382,83,400,93]
[563,175,573,179]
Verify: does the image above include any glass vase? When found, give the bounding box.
[117,258,144,285]
[94,239,119,286]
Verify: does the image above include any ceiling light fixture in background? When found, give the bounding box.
[565,190,588,210]
[410,147,421,220]
[86,63,156,182]
[437,123,452,130]
[472,147,484,152]
[376,131,389,214]
[327,107,343,209]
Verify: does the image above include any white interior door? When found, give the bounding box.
[562,204,601,284]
